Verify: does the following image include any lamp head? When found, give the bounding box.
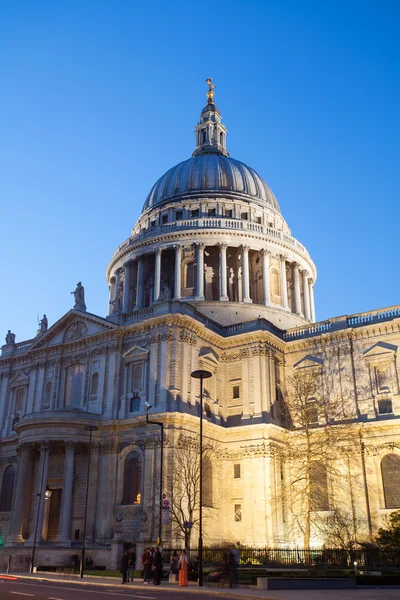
[145,401,152,411]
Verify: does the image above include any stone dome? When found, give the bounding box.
[142,155,281,213]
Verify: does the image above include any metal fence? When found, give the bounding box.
[162,547,400,568]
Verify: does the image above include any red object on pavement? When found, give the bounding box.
[0,575,18,580]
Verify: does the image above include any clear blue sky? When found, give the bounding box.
[1,0,399,342]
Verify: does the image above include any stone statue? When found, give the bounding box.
[71,282,87,312]
[158,284,171,302]
[111,290,122,314]
[40,314,48,333]
[5,330,15,344]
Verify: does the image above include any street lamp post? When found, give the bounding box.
[80,425,99,578]
[30,446,50,573]
[145,403,164,545]
[191,369,212,587]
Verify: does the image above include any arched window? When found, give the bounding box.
[381,454,400,508]
[122,451,142,505]
[270,268,280,297]
[90,373,99,401]
[0,465,16,512]
[203,455,213,507]
[310,461,329,511]
[64,364,85,407]
[44,381,52,409]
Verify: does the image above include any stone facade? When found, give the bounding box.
[0,84,399,568]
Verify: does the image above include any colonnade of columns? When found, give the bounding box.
[110,244,316,321]
[7,440,97,547]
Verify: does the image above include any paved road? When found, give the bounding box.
[1,578,400,600]
[0,579,239,600]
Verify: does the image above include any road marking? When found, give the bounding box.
[10,583,157,599]
[49,597,65,599]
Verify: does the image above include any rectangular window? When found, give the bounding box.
[15,388,25,412]
[378,399,393,414]
[65,364,85,407]
[256,216,262,224]
[74,529,80,540]
[190,209,199,218]
[207,208,216,216]
[175,210,183,221]
[234,464,241,479]
[234,504,242,522]
[161,214,168,225]
[130,396,141,412]
[132,364,143,390]
[150,220,156,228]
[232,385,240,399]
[241,212,248,220]
[224,208,233,218]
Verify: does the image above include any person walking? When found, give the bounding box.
[142,547,151,584]
[177,549,188,587]
[153,546,162,585]
[128,548,136,582]
[120,550,129,584]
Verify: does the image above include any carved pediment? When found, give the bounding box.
[10,373,30,387]
[363,342,397,363]
[122,345,149,361]
[198,346,219,366]
[293,355,324,370]
[27,310,118,351]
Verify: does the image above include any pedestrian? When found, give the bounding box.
[177,549,188,587]
[128,548,136,582]
[120,550,129,584]
[142,547,152,584]
[153,545,162,585]
[170,550,178,575]
[232,544,240,587]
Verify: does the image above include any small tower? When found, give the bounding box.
[193,78,229,157]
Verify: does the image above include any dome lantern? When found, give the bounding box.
[192,78,229,158]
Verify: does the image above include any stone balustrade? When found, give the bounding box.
[283,304,400,340]
[111,218,309,262]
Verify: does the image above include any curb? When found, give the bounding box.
[0,573,275,599]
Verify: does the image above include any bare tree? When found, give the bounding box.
[164,433,215,549]
[316,508,368,551]
[280,367,354,550]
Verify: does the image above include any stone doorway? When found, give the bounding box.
[46,489,62,541]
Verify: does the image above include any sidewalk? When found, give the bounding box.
[2,572,400,600]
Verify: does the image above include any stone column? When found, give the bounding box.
[86,442,100,542]
[218,243,229,301]
[114,269,121,301]
[36,444,50,542]
[135,258,143,309]
[195,243,205,300]
[7,443,31,544]
[122,262,133,313]
[241,245,252,303]
[261,249,271,306]
[108,278,116,314]
[293,262,302,315]
[280,255,289,310]
[153,249,162,302]
[56,441,75,544]
[302,270,311,320]
[174,245,182,300]
[309,279,316,322]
